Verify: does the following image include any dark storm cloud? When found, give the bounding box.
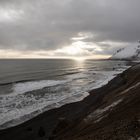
[0,0,139,55]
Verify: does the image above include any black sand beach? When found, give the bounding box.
[0,63,140,140]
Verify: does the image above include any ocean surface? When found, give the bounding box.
[0,59,131,129]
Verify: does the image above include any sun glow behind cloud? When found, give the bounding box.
[50,32,104,58]
[53,41,103,56]
[0,32,111,59]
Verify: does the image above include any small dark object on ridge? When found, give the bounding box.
[38,126,46,137]
[26,127,32,132]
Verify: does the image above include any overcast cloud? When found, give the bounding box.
[0,0,139,58]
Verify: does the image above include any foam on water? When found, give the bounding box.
[11,80,67,96]
[0,64,130,130]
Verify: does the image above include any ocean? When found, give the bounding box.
[0,59,131,129]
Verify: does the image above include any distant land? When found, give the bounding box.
[111,43,140,61]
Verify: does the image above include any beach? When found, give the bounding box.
[0,63,139,140]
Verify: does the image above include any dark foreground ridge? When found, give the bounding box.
[0,63,140,140]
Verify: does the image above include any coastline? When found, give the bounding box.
[0,60,129,130]
[0,63,140,140]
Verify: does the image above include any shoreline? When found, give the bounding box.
[0,61,130,130]
[0,63,140,140]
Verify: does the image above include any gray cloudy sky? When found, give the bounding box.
[0,0,139,58]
